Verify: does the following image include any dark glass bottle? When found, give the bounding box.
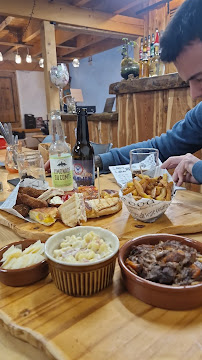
[72,108,95,186]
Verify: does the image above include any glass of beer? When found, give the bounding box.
[130,148,159,178]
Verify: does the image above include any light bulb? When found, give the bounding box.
[0,52,3,61]
[39,58,44,68]
[72,58,80,67]
[15,53,22,64]
[26,54,32,63]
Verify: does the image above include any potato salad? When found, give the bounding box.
[53,231,113,264]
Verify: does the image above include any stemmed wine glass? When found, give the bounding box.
[50,63,69,112]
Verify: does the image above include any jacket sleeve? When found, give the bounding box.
[192,161,202,183]
[100,102,202,171]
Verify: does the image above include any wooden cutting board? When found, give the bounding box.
[1,190,202,245]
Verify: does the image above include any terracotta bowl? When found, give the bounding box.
[0,239,49,287]
[118,234,202,310]
[45,226,119,296]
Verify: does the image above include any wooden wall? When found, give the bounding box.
[142,0,185,74]
[62,113,118,149]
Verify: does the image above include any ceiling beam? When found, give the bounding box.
[61,38,123,60]
[0,30,9,39]
[57,33,106,57]
[22,19,41,42]
[71,0,92,6]
[0,16,14,31]
[114,1,144,15]
[0,41,32,47]
[56,24,138,40]
[0,0,144,37]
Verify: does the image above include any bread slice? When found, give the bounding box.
[85,197,122,218]
[29,207,58,226]
[38,188,65,201]
[58,193,87,227]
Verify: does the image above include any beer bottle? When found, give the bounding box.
[72,108,94,186]
[49,110,73,190]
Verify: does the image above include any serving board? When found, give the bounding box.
[1,189,202,246]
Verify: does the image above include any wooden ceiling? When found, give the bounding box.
[0,0,166,63]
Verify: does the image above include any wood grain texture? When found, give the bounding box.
[109,73,188,95]
[62,113,118,149]
[0,71,21,126]
[0,172,202,359]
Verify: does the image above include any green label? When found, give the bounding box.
[50,154,73,188]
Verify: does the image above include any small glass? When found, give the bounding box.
[5,145,18,174]
[17,151,46,182]
[130,148,159,178]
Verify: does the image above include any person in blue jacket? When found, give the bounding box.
[95,0,202,187]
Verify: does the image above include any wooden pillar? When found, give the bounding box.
[40,20,60,114]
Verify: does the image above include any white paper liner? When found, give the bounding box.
[120,166,176,223]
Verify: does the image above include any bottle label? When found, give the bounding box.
[73,159,95,186]
[50,154,73,188]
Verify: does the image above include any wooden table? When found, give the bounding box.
[32,134,47,143]
[0,150,202,360]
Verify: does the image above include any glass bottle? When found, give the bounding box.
[139,38,143,78]
[150,33,155,59]
[149,29,160,77]
[147,35,151,59]
[72,108,94,186]
[159,30,165,76]
[49,110,73,190]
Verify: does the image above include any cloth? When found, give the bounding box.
[100,101,202,183]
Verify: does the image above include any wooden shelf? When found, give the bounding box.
[109,73,189,95]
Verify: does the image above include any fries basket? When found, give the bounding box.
[120,167,175,223]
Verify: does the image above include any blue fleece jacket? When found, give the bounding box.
[100,101,202,183]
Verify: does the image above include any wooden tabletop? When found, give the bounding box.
[0,150,202,360]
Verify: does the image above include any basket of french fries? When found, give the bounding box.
[120,167,175,223]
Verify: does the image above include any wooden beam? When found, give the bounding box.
[0,16,14,31]
[0,30,9,39]
[62,38,123,60]
[22,20,41,42]
[71,0,92,6]
[40,21,60,113]
[56,24,138,41]
[0,41,32,47]
[57,34,106,57]
[114,1,144,15]
[0,0,144,37]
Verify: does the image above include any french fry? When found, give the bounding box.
[123,184,136,195]
[165,182,173,201]
[123,174,173,202]
[156,187,167,201]
[133,179,152,199]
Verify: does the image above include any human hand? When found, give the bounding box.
[161,153,200,186]
[44,159,50,173]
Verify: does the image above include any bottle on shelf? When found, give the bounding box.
[147,35,151,59]
[150,33,155,59]
[141,36,149,78]
[72,108,95,187]
[49,110,73,191]
[143,36,148,55]
[159,30,165,76]
[149,28,160,77]
[139,38,143,78]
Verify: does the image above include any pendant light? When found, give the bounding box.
[39,58,44,68]
[72,58,80,68]
[15,48,21,64]
[0,52,3,62]
[26,48,32,63]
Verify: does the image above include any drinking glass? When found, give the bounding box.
[50,63,69,112]
[17,151,46,183]
[130,148,159,178]
[5,144,18,174]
